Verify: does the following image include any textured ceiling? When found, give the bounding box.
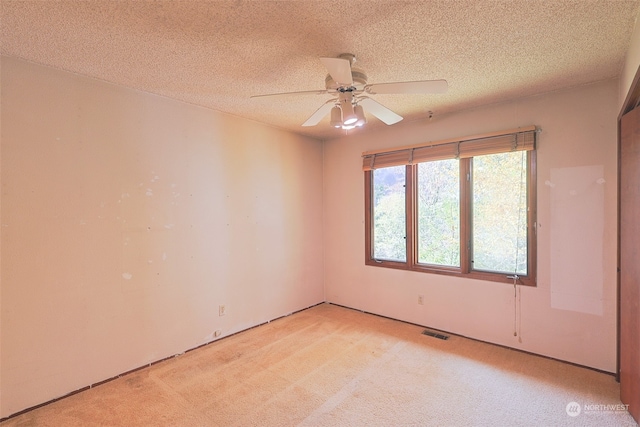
[2,1,639,140]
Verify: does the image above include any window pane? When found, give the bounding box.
[417,160,460,267]
[372,166,406,261]
[472,151,528,275]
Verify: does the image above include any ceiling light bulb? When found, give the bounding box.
[330,106,342,128]
[354,105,367,127]
[343,110,357,125]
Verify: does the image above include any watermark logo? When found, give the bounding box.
[566,401,630,417]
[566,402,581,417]
[583,403,630,413]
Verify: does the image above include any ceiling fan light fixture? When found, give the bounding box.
[339,93,358,125]
[354,104,367,127]
[330,106,342,128]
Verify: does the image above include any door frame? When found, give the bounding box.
[617,64,640,382]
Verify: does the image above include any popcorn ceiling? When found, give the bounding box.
[1,0,639,140]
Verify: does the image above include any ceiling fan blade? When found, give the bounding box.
[251,89,329,99]
[302,101,335,127]
[365,79,448,95]
[320,57,353,87]
[359,97,403,125]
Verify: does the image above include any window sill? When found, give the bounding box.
[365,259,536,287]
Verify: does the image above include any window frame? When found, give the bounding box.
[364,136,537,287]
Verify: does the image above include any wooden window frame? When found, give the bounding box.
[364,132,537,287]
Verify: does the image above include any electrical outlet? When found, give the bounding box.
[219,305,226,316]
[418,295,424,305]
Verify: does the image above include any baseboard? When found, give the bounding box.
[0,301,325,422]
[1,299,614,422]
[326,301,616,378]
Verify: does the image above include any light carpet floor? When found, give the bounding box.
[2,303,636,426]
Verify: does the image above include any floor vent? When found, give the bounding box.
[422,329,449,340]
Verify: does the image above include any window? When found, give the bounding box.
[471,151,528,275]
[417,159,460,267]
[364,127,537,286]
[372,165,406,262]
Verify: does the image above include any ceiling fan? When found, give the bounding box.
[251,53,447,130]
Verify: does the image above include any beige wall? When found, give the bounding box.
[0,56,324,417]
[324,79,619,372]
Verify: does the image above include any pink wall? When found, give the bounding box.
[323,80,619,372]
[0,54,625,418]
[0,56,325,417]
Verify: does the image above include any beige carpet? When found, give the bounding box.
[2,303,636,426]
